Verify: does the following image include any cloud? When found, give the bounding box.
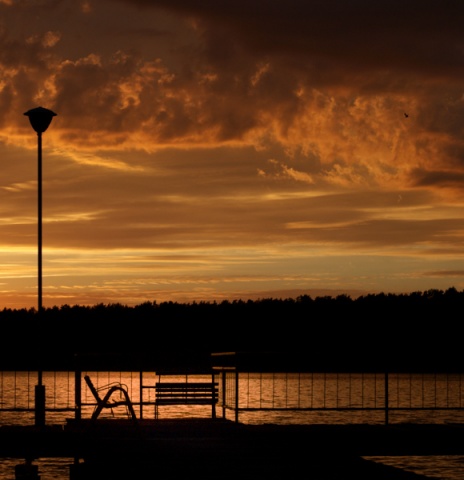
[114,0,464,78]
[0,0,461,191]
[409,169,464,191]
[0,0,460,196]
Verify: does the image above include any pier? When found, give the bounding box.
[2,352,464,479]
[2,419,464,479]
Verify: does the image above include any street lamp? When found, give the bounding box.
[24,106,57,427]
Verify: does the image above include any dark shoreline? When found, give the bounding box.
[3,288,464,373]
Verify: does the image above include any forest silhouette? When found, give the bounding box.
[0,287,462,373]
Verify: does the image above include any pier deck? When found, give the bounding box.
[1,419,463,479]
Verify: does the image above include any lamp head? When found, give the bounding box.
[24,106,57,134]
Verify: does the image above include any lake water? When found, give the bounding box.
[0,371,463,479]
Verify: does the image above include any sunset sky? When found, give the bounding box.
[1,0,464,309]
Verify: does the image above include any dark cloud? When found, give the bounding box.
[425,270,464,277]
[410,169,464,189]
[313,218,464,247]
[115,0,464,80]
[0,0,461,154]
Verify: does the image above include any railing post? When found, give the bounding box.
[221,370,226,419]
[34,383,45,427]
[234,369,239,423]
[211,371,216,419]
[385,371,389,425]
[75,369,81,421]
[139,371,143,420]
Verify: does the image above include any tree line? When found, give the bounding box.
[0,287,462,372]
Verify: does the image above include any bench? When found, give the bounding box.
[154,381,219,419]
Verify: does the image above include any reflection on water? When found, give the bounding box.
[363,455,464,480]
[0,457,75,480]
[0,371,463,479]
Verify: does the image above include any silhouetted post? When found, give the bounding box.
[234,369,239,423]
[385,371,389,425]
[23,106,57,427]
[75,369,81,421]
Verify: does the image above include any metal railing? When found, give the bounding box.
[2,369,464,426]
[216,368,464,424]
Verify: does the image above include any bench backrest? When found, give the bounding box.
[155,382,218,401]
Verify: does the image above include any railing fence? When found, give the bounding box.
[1,370,464,426]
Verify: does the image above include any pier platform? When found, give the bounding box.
[1,419,464,479]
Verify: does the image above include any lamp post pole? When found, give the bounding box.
[23,106,57,427]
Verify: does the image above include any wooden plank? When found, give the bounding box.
[155,400,217,405]
[155,382,218,388]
